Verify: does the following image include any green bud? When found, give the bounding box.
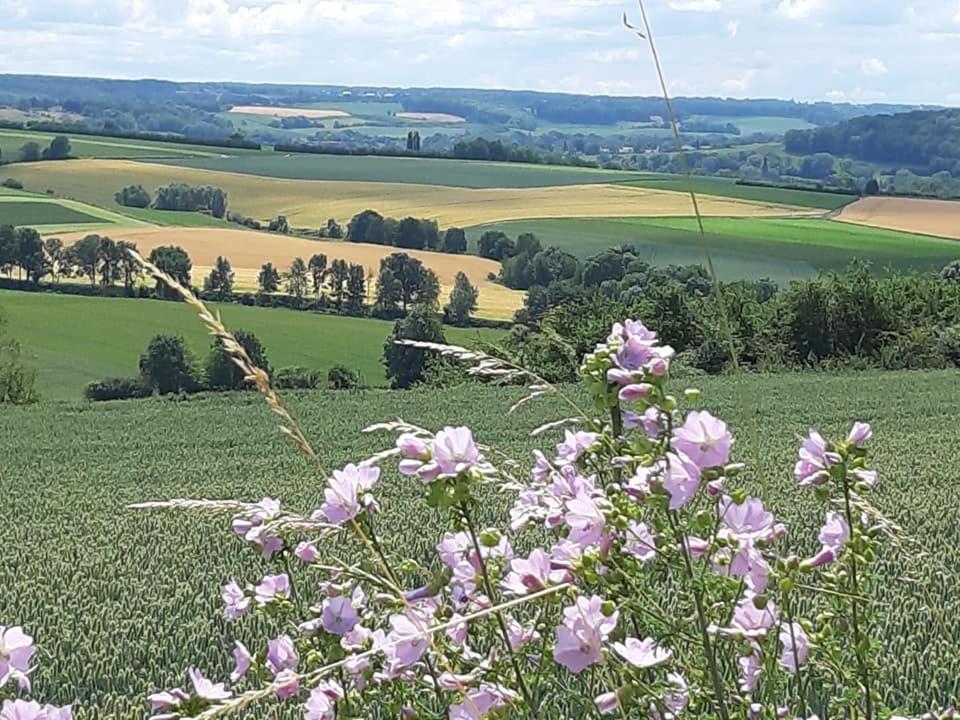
[780,578,795,594]
[479,529,501,547]
[731,488,748,504]
[601,600,617,617]
[752,594,769,609]
[684,388,701,402]
[663,395,679,412]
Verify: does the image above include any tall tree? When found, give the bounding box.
[97,236,121,286]
[68,235,101,286]
[380,253,439,312]
[325,218,344,239]
[344,263,367,315]
[44,237,64,283]
[328,259,350,307]
[204,256,234,300]
[308,254,327,297]
[258,262,280,293]
[383,304,446,389]
[441,227,467,254]
[0,309,39,405]
[42,135,71,160]
[0,226,15,276]
[347,210,387,245]
[374,266,403,317]
[148,246,192,298]
[139,334,198,395]
[19,142,41,162]
[205,329,270,391]
[16,228,47,284]
[116,240,141,293]
[445,271,479,327]
[287,257,308,303]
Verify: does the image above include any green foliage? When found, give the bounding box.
[0,309,38,404]
[19,141,41,162]
[273,366,325,389]
[286,257,308,301]
[378,253,440,314]
[138,334,199,394]
[268,215,290,234]
[41,135,71,160]
[203,256,234,300]
[441,227,467,254]
[347,209,387,245]
[307,254,327,297]
[257,262,280,293]
[153,182,228,218]
[83,377,149,401]
[114,184,151,208]
[383,304,446,389]
[477,231,515,261]
[147,245,192,298]
[204,329,270,390]
[444,271,479,327]
[327,364,361,389]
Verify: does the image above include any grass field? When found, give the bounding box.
[3,370,959,718]
[466,216,960,283]
[0,128,224,159]
[686,115,818,134]
[839,196,960,240]
[0,199,101,226]
[2,160,817,231]
[617,175,855,210]
[155,153,641,189]
[0,192,149,233]
[49,226,525,320]
[0,290,503,399]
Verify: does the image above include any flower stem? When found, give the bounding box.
[842,477,873,720]
[461,503,538,717]
[668,511,730,720]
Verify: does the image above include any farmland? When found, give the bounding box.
[49,226,525,320]
[0,191,148,233]
[0,128,223,159]
[0,290,503,399]
[839,196,960,240]
[2,370,959,718]
[2,159,815,230]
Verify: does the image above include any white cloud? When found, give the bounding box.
[669,0,721,11]
[726,19,740,38]
[861,57,888,76]
[954,3,960,22]
[721,68,758,93]
[777,0,824,20]
[585,47,642,63]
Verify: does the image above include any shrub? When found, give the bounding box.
[205,329,270,391]
[327,364,361,390]
[0,311,39,405]
[84,377,150,401]
[114,185,151,208]
[383,303,446,389]
[273,366,324,389]
[2,178,23,190]
[138,334,200,395]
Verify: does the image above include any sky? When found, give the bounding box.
[1,0,959,105]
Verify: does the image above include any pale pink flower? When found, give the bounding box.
[304,681,343,720]
[619,383,653,403]
[320,463,379,525]
[231,498,283,558]
[0,627,35,686]
[795,430,840,487]
[556,430,598,464]
[564,492,607,548]
[506,616,539,651]
[819,512,850,553]
[385,613,429,670]
[254,574,291,606]
[272,668,299,699]
[623,521,657,562]
[730,598,778,639]
[502,549,553,595]
[720,496,775,542]
[595,692,620,715]
[779,623,810,673]
[221,581,250,620]
[664,673,689,716]
[848,421,873,447]
[432,426,481,477]
[739,651,761,692]
[553,596,618,673]
[294,542,319,564]
[188,667,231,702]
[146,689,188,714]
[43,707,72,720]
[321,596,359,636]
[449,683,518,720]
[230,641,252,682]
[266,634,298,675]
[672,411,732,469]
[612,637,672,668]
[662,452,702,510]
[1,700,45,720]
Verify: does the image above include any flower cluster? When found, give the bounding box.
[135,317,905,720]
[0,626,71,719]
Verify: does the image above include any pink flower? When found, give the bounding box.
[608,319,658,344]
[819,512,850,554]
[618,384,653,403]
[564,492,607,548]
[848,421,873,447]
[230,641,252,682]
[0,626,35,686]
[385,613,429,670]
[611,637,672,668]
[664,673,689,716]
[0,701,70,720]
[730,598,778,639]
[400,427,482,482]
[231,498,283,558]
[595,692,620,715]
[506,616,540,650]
[272,668,300,699]
[795,431,839,487]
[320,463,379,525]
[188,667,231,702]
[779,623,810,673]
[147,689,188,714]
[553,596,618,673]
[221,581,250,620]
[266,634,298,675]
[662,453,702,510]
[254,574,291,606]
[294,541,319,564]
[556,430,598,464]
[449,683,518,720]
[42,708,72,720]
[803,547,837,570]
[502,549,553,595]
[304,681,343,720]
[720,496,776,542]
[321,596,359,636]
[672,411,732,469]
[739,651,761,692]
[623,521,657,562]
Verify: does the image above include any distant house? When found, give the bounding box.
[384,92,396,99]
[618,146,635,155]
[341,90,353,97]
[363,92,378,98]
[599,146,612,154]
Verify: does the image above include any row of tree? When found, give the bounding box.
[347,210,467,253]
[0,135,71,165]
[115,182,229,218]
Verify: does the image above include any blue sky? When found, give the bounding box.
[1,0,959,105]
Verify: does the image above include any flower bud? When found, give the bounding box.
[479,528,502,547]
[684,387,701,401]
[600,600,617,617]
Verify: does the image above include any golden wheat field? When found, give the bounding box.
[228,105,351,119]
[9,159,817,230]
[837,196,960,240]
[52,226,524,320]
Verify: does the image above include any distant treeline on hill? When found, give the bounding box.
[0,119,260,150]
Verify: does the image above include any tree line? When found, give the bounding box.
[346,210,467,253]
[0,135,72,165]
[115,182,228,218]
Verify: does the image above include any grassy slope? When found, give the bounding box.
[154,153,641,189]
[0,290,503,399]
[466,217,960,283]
[2,372,958,718]
[0,199,101,226]
[0,129,226,159]
[617,174,853,210]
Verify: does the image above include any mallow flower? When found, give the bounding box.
[672,411,733,470]
[553,595,618,673]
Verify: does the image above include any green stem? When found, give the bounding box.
[842,477,873,720]
[461,503,537,717]
[610,404,624,487]
[668,511,731,720]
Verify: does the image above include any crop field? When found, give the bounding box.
[0,290,503,399]
[839,196,960,240]
[685,115,818,134]
[155,153,642,189]
[617,174,855,210]
[227,105,351,119]
[0,128,223,159]
[2,160,817,231]
[0,192,147,233]
[49,226,524,320]
[2,370,959,718]
[466,216,960,283]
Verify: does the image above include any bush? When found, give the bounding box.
[115,185,151,208]
[273,366,325,390]
[138,334,200,395]
[84,377,150,401]
[205,329,270,391]
[327,364,361,390]
[383,304,446,389]
[2,178,23,190]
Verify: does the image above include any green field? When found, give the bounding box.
[0,291,502,399]
[154,153,641,189]
[686,115,818,134]
[0,199,102,226]
[3,370,958,718]
[467,217,960,283]
[618,174,854,210]
[0,128,227,160]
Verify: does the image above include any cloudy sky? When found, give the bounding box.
[1,0,959,105]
